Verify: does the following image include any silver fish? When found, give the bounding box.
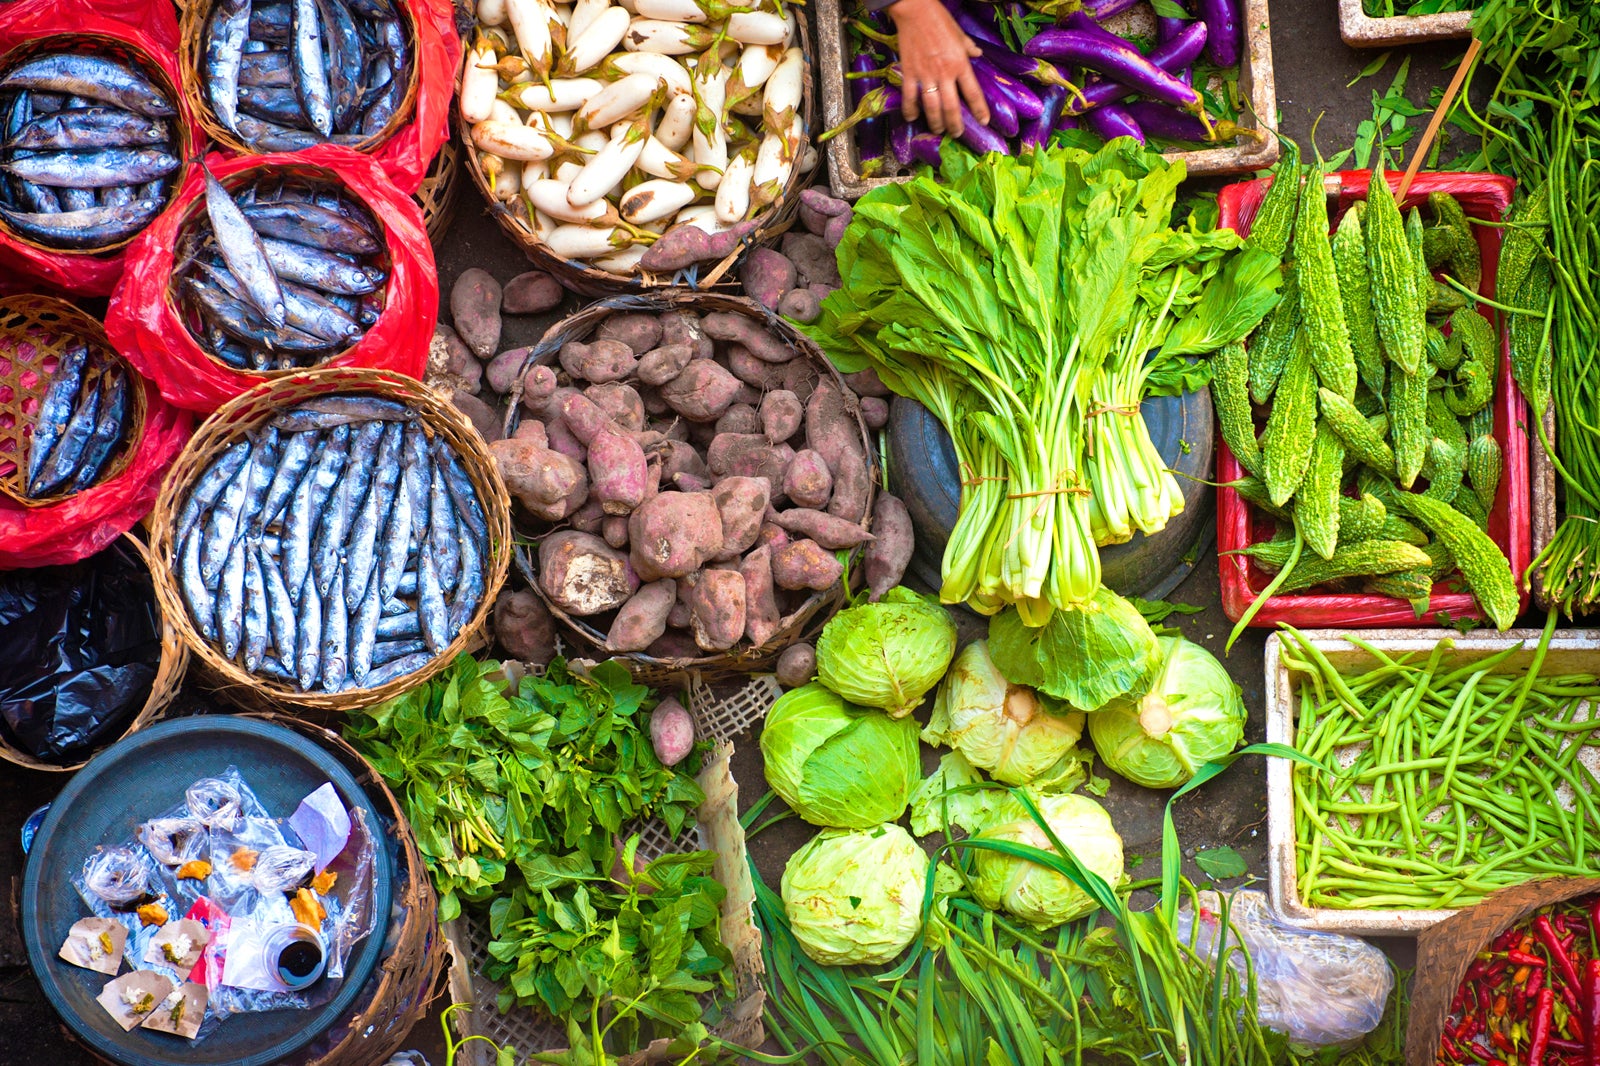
[418,550,450,653]
[277,278,362,343]
[345,422,399,608]
[377,475,412,602]
[204,0,253,132]
[257,656,296,684]
[401,422,432,545]
[69,366,129,491]
[298,395,412,421]
[249,3,291,39]
[178,527,217,641]
[26,342,88,488]
[30,371,100,497]
[291,0,334,135]
[381,595,411,616]
[240,50,292,89]
[1,54,176,117]
[238,200,378,254]
[101,185,136,209]
[216,531,248,660]
[13,177,61,215]
[438,441,490,545]
[260,236,382,294]
[348,571,382,683]
[186,275,331,352]
[0,199,159,248]
[427,461,461,593]
[3,148,179,189]
[203,166,285,327]
[243,546,269,671]
[259,543,297,665]
[318,0,363,132]
[314,419,382,593]
[394,570,418,597]
[256,428,317,529]
[374,611,419,639]
[283,423,348,600]
[11,107,169,151]
[321,569,348,690]
[295,569,322,689]
[57,185,96,213]
[366,652,431,687]
[178,438,250,545]
[238,84,310,127]
[450,526,485,633]
[232,425,281,549]
[201,443,256,584]
[371,638,427,666]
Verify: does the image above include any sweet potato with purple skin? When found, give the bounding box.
[642,387,670,416]
[844,369,889,397]
[712,476,770,559]
[494,589,555,666]
[731,384,763,409]
[570,498,606,534]
[454,391,503,442]
[603,514,630,548]
[771,507,875,549]
[799,187,850,227]
[640,219,758,271]
[660,360,743,421]
[628,491,724,580]
[490,438,589,520]
[560,391,612,445]
[781,358,818,402]
[715,403,760,436]
[755,523,789,552]
[824,213,850,250]
[596,313,662,354]
[451,268,503,357]
[503,270,565,314]
[429,324,480,392]
[783,448,832,509]
[739,247,797,310]
[740,546,781,647]
[865,493,913,601]
[544,416,586,462]
[648,694,694,765]
[805,380,869,512]
[520,364,559,411]
[587,428,649,515]
[586,383,646,431]
[487,346,532,394]
[775,642,816,687]
[777,288,821,324]
[828,449,872,524]
[760,389,803,443]
[660,311,713,360]
[684,568,746,651]
[667,580,692,628]
[647,630,700,659]
[772,539,843,591]
[707,433,792,484]
[702,312,791,363]
[636,343,695,386]
[513,419,549,448]
[781,232,839,288]
[657,439,708,486]
[540,531,639,615]
[860,396,888,430]
[607,578,676,652]
[561,340,636,385]
[727,345,789,389]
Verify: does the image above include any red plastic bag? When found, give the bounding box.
[0,375,194,570]
[0,0,205,298]
[105,147,438,415]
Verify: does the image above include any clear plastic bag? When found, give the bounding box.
[1175,890,1393,1048]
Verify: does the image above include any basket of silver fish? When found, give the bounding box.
[149,366,512,712]
[0,294,147,507]
[0,34,193,253]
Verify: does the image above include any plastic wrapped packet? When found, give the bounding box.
[251,846,315,894]
[82,847,153,907]
[1175,890,1393,1047]
[186,779,243,832]
[137,818,206,867]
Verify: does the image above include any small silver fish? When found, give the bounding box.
[295,570,322,689]
[216,533,248,660]
[242,546,269,672]
[257,429,318,530]
[200,444,256,585]
[377,472,412,602]
[427,462,461,594]
[178,527,217,641]
[321,569,348,690]
[366,651,432,687]
[348,573,382,684]
[417,550,450,653]
[203,165,285,327]
[259,543,297,665]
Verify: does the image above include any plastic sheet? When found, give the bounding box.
[105,147,437,415]
[0,538,161,759]
[369,0,459,195]
[0,0,205,297]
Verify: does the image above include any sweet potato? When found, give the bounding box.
[660,310,713,360]
[799,188,850,230]
[648,694,694,766]
[715,403,760,437]
[544,416,586,462]
[491,438,589,520]
[727,344,789,389]
[865,492,913,601]
[775,642,816,688]
[780,358,818,402]
[777,288,821,324]
[731,383,763,408]
[451,267,503,357]
[828,448,872,524]
[493,588,555,666]
[657,439,708,485]
[570,498,606,534]
[520,364,559,411]
[684,568,746,651]
[642,387,670,416]
[646,630,700,660]
[740,546,781,647]
[667,580,692,628]
[760,389,803,443]
[860,396,888,430]
[702,312,791,364]
[539,531,639,615]
[783,449,832,509]
[824,213,849,250]
[588,428,649,515]
[707,433,792,484]
[771,507,874,549]
[688,418,719,448]
[739,247,797,310]
[654,418,691,443]
[453,390,503,443]
[429,323,480,392]
[596,312,662,354]
[513,419,548,448]
[603,514,629,548]
[806,381,871,523]
[781,232,839,288]
[660,360,743,421]
[607,579,676,652]
[586,383,646,432]
[754,522,789,553]
[712,476,770,559]
[844,368,890,397]
[636,343,695,386]
[772,539,843,591]
[560,391,613,445]
[637,224,717,272]
[560,339,637,384]
[486,346,530,395]
[809,282,836,301]
[502,270,565,315]
[628,491,724,580]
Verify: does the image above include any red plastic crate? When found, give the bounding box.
[1214,170,1530,628]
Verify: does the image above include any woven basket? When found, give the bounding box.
[0,295,148,507]
[444,674,768,1065]
[178,0,422,159]
[503,290,872,688]
[0,531,188,774]
[458,24,817,297]
[417,115,465,244]
[0,34,194,256]
[147,366,513,713]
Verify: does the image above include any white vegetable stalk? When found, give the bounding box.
[506,0,560,75]
[459,40,501,124]
[604,51,692,94]
[763,45,802,125]
[502,77,602,111]
[750,125,796,206]
[545,224,631,257]
[635,134,698,180]
[691,59,730,189]
[655,90,697,150]
[714,146,754,222]
[567,116,648,206]
[561,6,631,73]
[620,178,697,223]
[622,18,714,54]
[574,72,663,132]
[566,0,612,44]
[472,119,558,160]
[528,178,610,221]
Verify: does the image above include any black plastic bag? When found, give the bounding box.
[0,539,161,761]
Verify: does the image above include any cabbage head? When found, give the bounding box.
[923,640,1088,790]
[1088,635,1245,789]
[971,792,1125,926]
[761,682,920,828]
[781,823,928,965]
[816,587,957,717]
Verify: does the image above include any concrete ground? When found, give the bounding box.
[0,4,1480,1062]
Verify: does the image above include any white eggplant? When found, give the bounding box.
[490,98,522,124]
[616,0,637,13]
[554,159,584,182]
[528,178,610,221]
[503,78,603,111]
[562,6,631,73]
[734,43,781,93]
[750,122,797,203]
[632,0,710,21]
[546,224,629,258]
[460,42,501,124]
[493,161,522,200]
[622,18,712,53]
[726,10,785,44]
[676,204,735,232]
[567,119,648,206]
[619,178,697,223]
[477,0,508,25]
[552,2,572,23]
[604,51,692,95]
[506,0,560,73]
[574,72,663,131]
[655,90,696,150]
[547,111,575,137]
[566,0,610,42]
[574,129,610,153]
[763,45,802,121]
[714,147,753,222]
[636,135,698,180]
[531,208,559,241]
[691,62,730,190]
[594,244,648,273]
[472,119,558,161]
[521,159,551,186]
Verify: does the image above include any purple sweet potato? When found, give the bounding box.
[453,390,503,443]
[570,498,606,534]
[780,358,818,402]
[603,514,630,548]
[636,343,695,386]
[502,270,565,315]
[657,439,708,485]
[513,419,549,448]
[520,364,559,411]
[781,232,839,288]
[806,381,871,523]
[775,642,816,687]
[777,287,821,324]
[782,449,832,509]
[560,391,613,446]
[799,187,850,231]
[642,387,670,416]
[607,578,676,652]
[493,588,555,666]
[628,491,724,580]
[824,213,849,250]
[588,428,649,515]
[451,268,503,357]
[648,693,694,765]
[539,531,639,615]
[545,416,586,462]
[844,368,890,397]
[660,311,713,360]
[491,438,589,520]
[828,449,872,524]
[660,360,743,421]
[809,282,836,301]
[638,225,716,272]
[596,312,663,354]
[760,389,803,443]
[486,346,532,394]
[715,403,760,437]
[684,568,747,651]
[865,492,913,601]
[707,433,792,484]
[730,383,763,408]
[712,476,770,559]
[860,396,888,430]
[646,630,701,660]
[740,546,781,647]
[772,538,843,591]
[755,522,790,552]
[739,247,797,310]
[702,312,791,363]
[560,339,637,384]
[727,344,789,389]
[429,323,480,392]
[586,382,645,431]
[771,507,874,549]
[667,580,692,628]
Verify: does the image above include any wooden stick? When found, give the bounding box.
[1396,37,1483,202]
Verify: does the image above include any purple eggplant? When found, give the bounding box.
[951,4,1005,48]
[1200,0,1241,67]
[1084,0,1142,17]
[971,56,1044,121]
[1064,10,1126,47]
[1157,0,1194,82]
[1021,83,1067,148]
[957,103,1010,154]
[982,85,1019,137]
[979,43,1077,90]
[1085,102,1145,144]
[908,132,944,167]
[1120,100,1251,143]
[889,121,916,167]
[851,50,886,162]
[822,84,902,143]
[1061,21,1208,115]
[1024,30,1202,112]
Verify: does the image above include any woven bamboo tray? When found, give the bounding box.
[444,674,767,1065]
[147,367,513,713]
[0,532,188,774]
[0,33,194,255]
[0,295,147,507]
[502,290,872,689]
[417,117,465,244]
[1338,0,1473,48]
[178,0,422,158]
[458,22,817,297]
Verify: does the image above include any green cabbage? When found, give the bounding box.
[1088,636,1245,789]
[781,823,928,965]
[923,640,1089,790]
[760,683,920,828]
[815,588,957,717]
[987,586,1163,713]
[971,792,1125,926]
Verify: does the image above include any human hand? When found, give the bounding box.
[886,0,990,137]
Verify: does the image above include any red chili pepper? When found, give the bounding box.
[1514,950,1553,969]
[1589,899,1600,947]
[1538,916,1584,993]
[1529,967,1546,1001]
[1441,1031,1463,1061]
[1487,959,1511,981]
[1481,984,1495,1017]
[1495,928,1522,951]
[1458,1017,1483,1042]
[1493,1029,1516,1053]
[1564,983,1585,1032]
[1551,1037,1585,1054]
[1530,987,1556,1065]
[1584,958,1600,1066]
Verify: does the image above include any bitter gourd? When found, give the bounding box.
[1468,434,1502,512]
[1319,387,1396,477]
[1261,329,1318,507]
[1395,492,1519,629]
[1509,258,1553,417]
[1365,166,1423,375]
[1390,359,1433,490]
[1247,137,1301,258]
[1212,340,1260,475]
[1443,308,1496,417]
[1426,191,1480,290]
[1337,492,1387,544]
[1244,538,1433,593]
[1248,264,1300,405]
[1333,204,1385,399]
[1295,157,1359,399]
[1298,421,1345,560]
